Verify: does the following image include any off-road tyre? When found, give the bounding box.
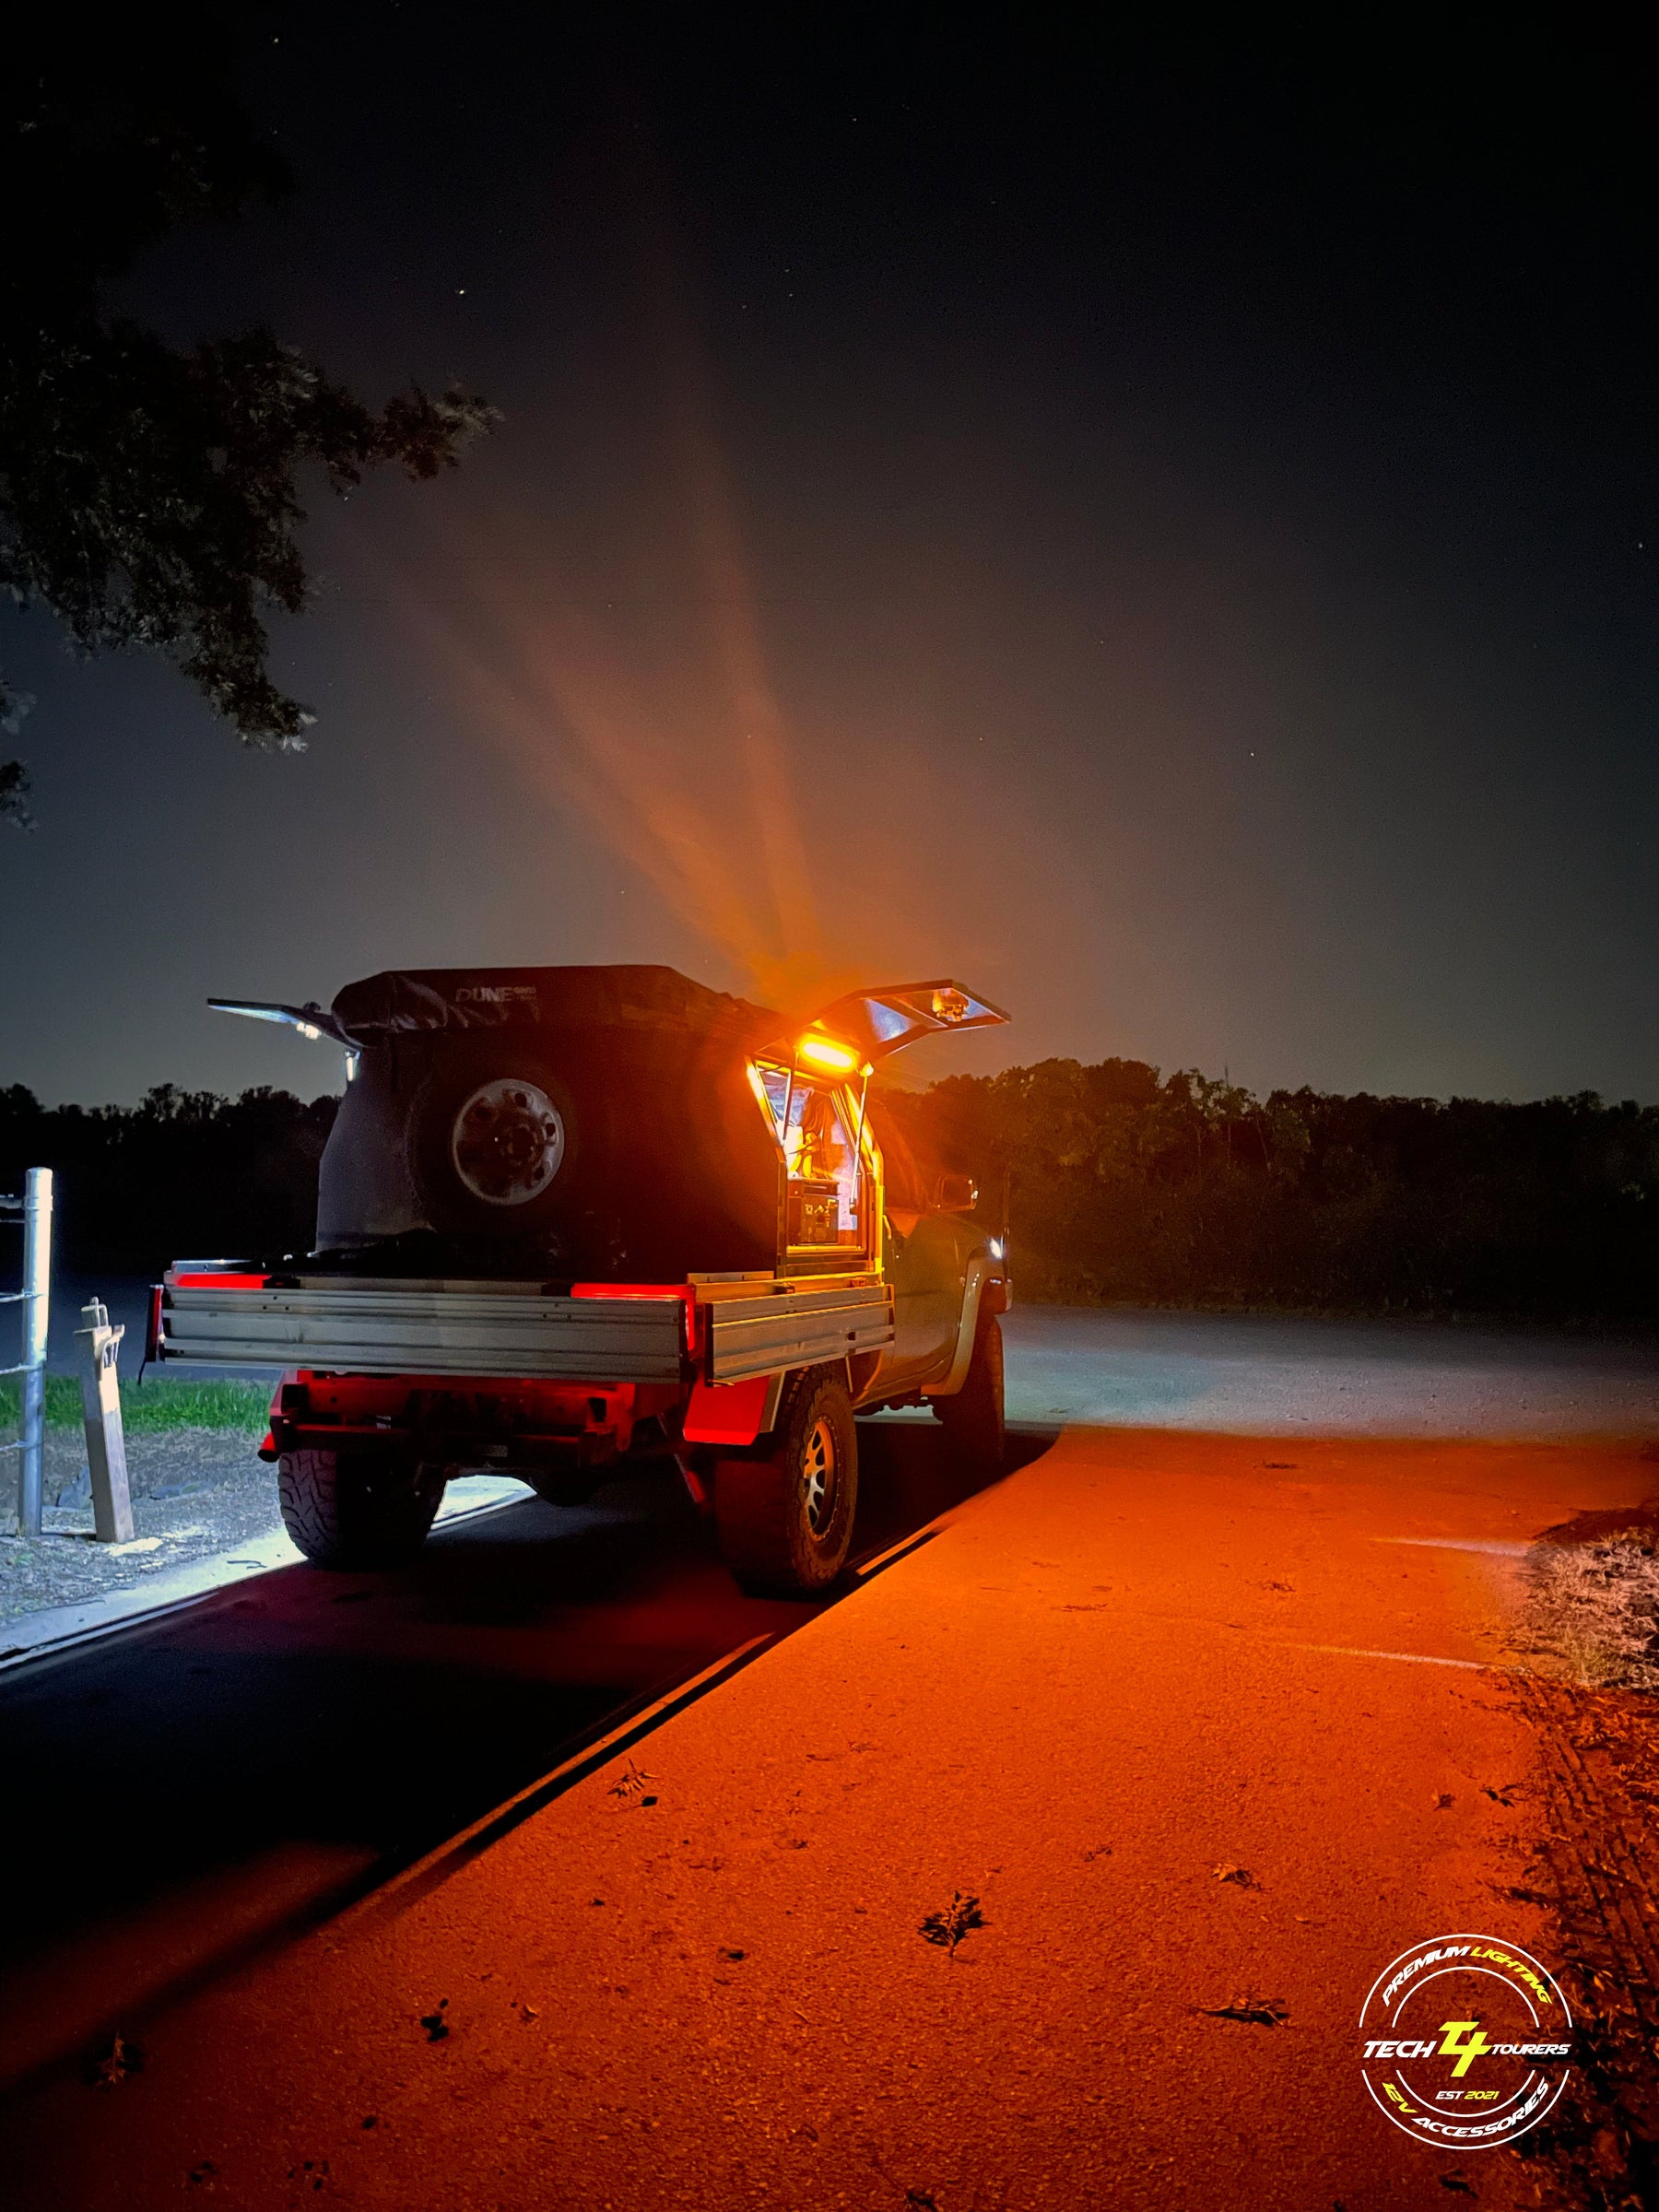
[277,1448,445,1569]
[936,1310,1005,1477]
[714,1368,858,1597]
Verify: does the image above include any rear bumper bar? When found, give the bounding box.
[263,1372,671,1468]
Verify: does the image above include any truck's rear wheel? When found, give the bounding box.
[935,1312,1006,1477]
[714,1369,858,1596]
[277,1448,445,1569]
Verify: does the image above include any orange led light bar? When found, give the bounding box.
[795,1033,861,1074]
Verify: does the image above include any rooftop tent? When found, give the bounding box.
[210,970,1006,1062]
[792,980,1010,1065]
[328,964,782,1044]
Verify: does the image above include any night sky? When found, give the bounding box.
[4,13,1656,1106]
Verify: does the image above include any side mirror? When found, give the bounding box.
[934,1171,979,1213]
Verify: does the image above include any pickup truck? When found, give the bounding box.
[153,964,1010,1596]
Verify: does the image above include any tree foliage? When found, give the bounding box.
[1,13,496,823]
[876,1060,1659,1320]
[0,1082,337,1271]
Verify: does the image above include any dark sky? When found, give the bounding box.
[5,11,1657,1106]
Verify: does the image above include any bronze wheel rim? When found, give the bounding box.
[802,1415,838,1537]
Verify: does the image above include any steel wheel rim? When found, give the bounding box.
[450,1079,566,1205]
[801,1416,838,1536]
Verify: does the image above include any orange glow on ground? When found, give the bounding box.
[9,1425,1651,2206]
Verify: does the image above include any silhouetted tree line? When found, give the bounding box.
[0,1084,337,1273]
[3,1065,1656,1318]
[877,1060,1659,1320]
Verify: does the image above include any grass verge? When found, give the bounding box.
[0,1375,269,1435]
[1520,1509,1659,1690]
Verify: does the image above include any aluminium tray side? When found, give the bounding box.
[704,1284,894,1383]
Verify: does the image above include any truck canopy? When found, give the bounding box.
[202,964,1008,1279]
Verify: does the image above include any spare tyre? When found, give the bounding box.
[408,1053,594,1240]
[313,968,785,1275]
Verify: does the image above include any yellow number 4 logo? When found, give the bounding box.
[1439,2021,1490,2077]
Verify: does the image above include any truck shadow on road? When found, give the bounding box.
[0,1418,1059,2085]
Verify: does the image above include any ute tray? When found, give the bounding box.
[159,1271,893,1384]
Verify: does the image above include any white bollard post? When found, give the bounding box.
[76,1300,134,1546]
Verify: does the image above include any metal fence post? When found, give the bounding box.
[19,1168,53,1538]
[2,1168,53,1537]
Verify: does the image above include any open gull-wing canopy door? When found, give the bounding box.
[208,999,358,1049]
[792,980,1010,1065]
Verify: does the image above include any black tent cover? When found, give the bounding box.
[332,964,782,1047]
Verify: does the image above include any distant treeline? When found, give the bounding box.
[4,1065,1657,1320]
[877,1060,1659,1322]
[0,1084,337,1274]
